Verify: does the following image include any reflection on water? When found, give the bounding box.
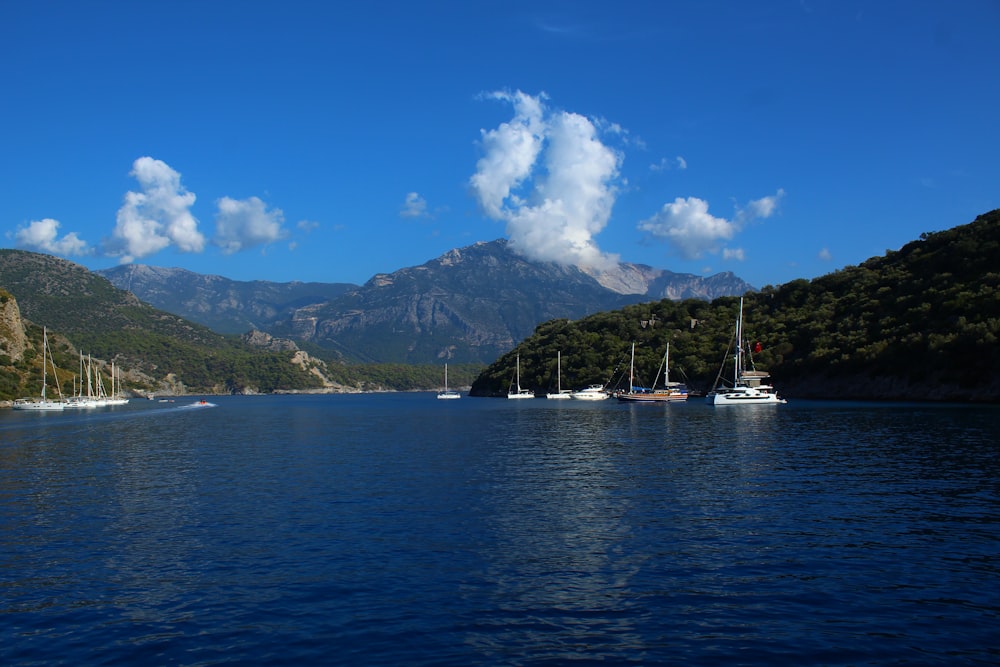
[1,396,998,665]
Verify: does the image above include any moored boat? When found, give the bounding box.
[616,341,688,403]
[437,363,461,400]
[507,353,534,399]
[706,297,785,406]
[12,327,65,411]
[571,384,610,401]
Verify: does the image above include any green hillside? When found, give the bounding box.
[471,210,1000,402]
[0,250,326,397]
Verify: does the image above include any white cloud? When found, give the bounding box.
[13,218,90,256]
[400,192,428,218]
[818,247,832,261]
[723,247,745,261]
[639,189,784,260]
[470,90,622,269]
[213,196,287,254]
[109,157,204,262]
[638,197,737,259]
[650,156,687,171]
[738,188,785,222]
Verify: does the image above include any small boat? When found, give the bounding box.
[571,384,610,401]
[617,342,688,403]
[706,297,786,406]
[12,327,65,411]
[507,353,534,399]
[437,363,461,400]
[546,351,572,399]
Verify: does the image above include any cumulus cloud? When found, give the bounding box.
[109,157,204,262]
[638,189,784,260]
[400,192,428,218]
[818,247,832,261]
[13,218,90,256]
[213,196,287,254]
[469,90,622,269]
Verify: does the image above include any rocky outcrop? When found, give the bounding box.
[0,289,28,362]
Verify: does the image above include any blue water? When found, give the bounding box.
[1,395,998,665]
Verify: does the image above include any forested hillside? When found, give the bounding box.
[0,251,328,396]
[471,210,1000,402]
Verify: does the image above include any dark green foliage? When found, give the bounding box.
[471,210,1000,402]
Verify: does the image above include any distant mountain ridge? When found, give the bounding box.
[97,264,356,335]
[101,239,754,364]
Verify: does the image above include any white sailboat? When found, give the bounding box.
[13,327,65,411]
[706,297,786,406]
[437,363,461,400]
[65,351,100,408]
[546,351,572,399]
[507,353,534,399]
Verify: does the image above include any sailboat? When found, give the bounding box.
[616,341,688,403]
[13,327,65,411]
[706,297,786,405]
[507,353,534,399]
[436,363,461,400]
[546,351,572,399]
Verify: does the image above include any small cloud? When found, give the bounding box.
[639,189,784,260]
[400,192,428,218]
[650,156,687,172]
[737,188,785,223]
[213,196,288,255]
[818,247,832,261]
[637,196,737,259]
[107,156,204,263]
[12,218,90,256]
[297,219,320,233]
[723,247,745,261]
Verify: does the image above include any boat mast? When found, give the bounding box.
[629,342,635,393]
[664,342,670,386]
[557,351,561,393]
[734,297,744,385]
[41,327,48,401]
[516,354,521,392]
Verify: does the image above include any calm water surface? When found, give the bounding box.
[1,395,998,665]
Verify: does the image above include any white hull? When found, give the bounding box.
[12,399,65,411]
[571,386,609,401]
[507,390,534,399]
[706,387,785,405]
[546,391,573,399]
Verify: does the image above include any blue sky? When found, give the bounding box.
[2,1,997,290]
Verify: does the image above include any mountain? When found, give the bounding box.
[97,264,356,335]
[101,239,754,364]
[470,210,1000,402]
[0,250,341,397]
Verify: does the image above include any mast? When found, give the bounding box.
[629,342,635,393]
[664,342,670,386]
[557,351,561,392]
[734,297,744,385]
[41,327,48,401]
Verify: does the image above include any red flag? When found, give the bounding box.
[753,341,763,353]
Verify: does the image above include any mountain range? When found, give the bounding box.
[99,238,753,364]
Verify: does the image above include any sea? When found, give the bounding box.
[1,393,998,666]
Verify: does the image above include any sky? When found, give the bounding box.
[2,1,998,290]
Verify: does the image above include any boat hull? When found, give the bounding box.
[706,388,785,405]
